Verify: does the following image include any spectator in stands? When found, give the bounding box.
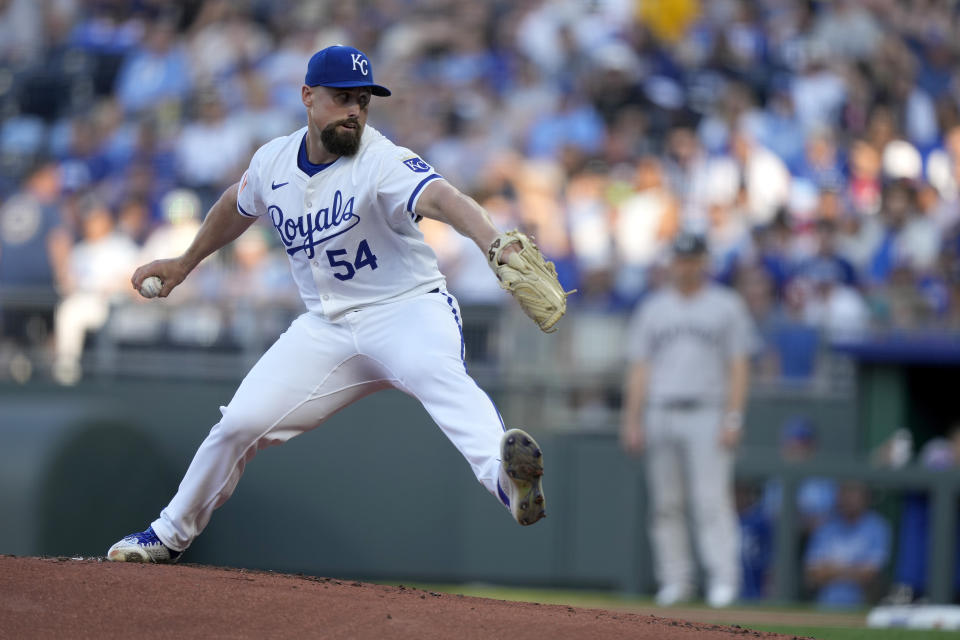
[137,188,215,304]
[116,196,151,247]
[706,197,752,285]
[53,197,138,384]
[926,125,960,230]
[139,189,202,264]
[797,218,858,289]
[868,179,940,284]
[705,128,791,227]
[0,0,46,65]
[425,193,515,305]
[222,224,303,346]
[114,16,192,114]
[57,115,110,193]
[613,157,678,303]
[733,264,786,380]
[228,66,299,149]
[789,54,846,137]
[845,140,883,219]
[525,89,606,160]
[185,0,271,85]
[762,417,836,533]
[101,118,178,215]
[767,281,822,380]
[804,482,891,608]
[561,164,612,293]
[737,482,772,601]
[511,160,577,290]
[749,210,793,295]
[0,165,69,366]
[175,90,251,209]
[425,107,505,196]
[222,225,298,307]
[795,129,845,193]
[757,83,805,174]
[888,424,960,603]
[809,0,882,68]
[662,127,711,226]
[870,264,939,329]
[797,256,870,343]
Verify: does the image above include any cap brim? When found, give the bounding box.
[311,80,391,97]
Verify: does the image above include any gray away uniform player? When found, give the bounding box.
[107,45,546,564]
[620,232,754,609]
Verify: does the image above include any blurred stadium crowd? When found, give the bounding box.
[2,0,960,607]
[4,0,960,384]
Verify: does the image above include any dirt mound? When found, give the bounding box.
[0,556,807,639]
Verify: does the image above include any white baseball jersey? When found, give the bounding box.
[236,125,446,318]
[139,71,527,557]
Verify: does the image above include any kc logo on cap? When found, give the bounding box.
[350,53,368,76]
[305,45,391,96]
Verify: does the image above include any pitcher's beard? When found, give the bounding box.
[321,121,363,156]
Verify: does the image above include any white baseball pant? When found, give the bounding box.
[644,405,741,592]
[151,291,506,552]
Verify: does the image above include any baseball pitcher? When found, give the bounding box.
[107,46,570,563]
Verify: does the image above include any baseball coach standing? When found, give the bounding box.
[620,232,755,609]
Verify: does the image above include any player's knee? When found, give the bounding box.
[397,358,466,392]
[210,411,268,447]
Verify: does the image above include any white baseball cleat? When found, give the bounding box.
[655,584,693,607]
[107,526,182,563]
[498,428,546,526]
[706,583,738,608]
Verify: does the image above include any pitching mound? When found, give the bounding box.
[0,556,805,639]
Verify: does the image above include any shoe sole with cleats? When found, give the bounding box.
[501,428,546,526]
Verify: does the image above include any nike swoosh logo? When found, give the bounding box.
[271,181,289,190]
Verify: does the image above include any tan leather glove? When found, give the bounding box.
[488,230,574,333]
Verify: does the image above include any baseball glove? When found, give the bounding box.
[488,230,573,333]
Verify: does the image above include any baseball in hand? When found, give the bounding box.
[139,276,163,299]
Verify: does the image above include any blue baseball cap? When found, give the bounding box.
[781,416,816,444]
[304,45,391,97]
[672,231,708,256]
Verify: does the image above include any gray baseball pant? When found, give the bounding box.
[644,404,741,592]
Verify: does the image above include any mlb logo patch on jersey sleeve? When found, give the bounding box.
[403,157,431,173]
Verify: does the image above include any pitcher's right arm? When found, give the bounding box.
[131,182,256,298]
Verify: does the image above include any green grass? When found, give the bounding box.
[389,581,653,608]
[394,581,838,613]
[386,582,955,638]
[743,625,951,639]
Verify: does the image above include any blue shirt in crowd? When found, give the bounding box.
[763,477,837,524]
[805,511,891,608]
[740,503,773,600]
